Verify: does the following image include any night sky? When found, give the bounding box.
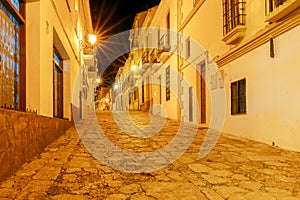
[89,0,161,87]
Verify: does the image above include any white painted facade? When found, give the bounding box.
[114,0,300,151]
[26,0,95,120]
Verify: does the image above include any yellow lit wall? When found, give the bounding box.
[26,0,92,120]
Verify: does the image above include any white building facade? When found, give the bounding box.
[25,0,96,121]
[114,0,300,152]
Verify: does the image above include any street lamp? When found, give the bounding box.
[114,84,119,90]
[95,77,101,84]
[81,34,97,53]
[88,34,97,45]
[131,64,138,71]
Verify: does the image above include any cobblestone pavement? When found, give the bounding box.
[0,111,299,200]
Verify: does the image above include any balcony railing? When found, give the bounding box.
[150,48,160,63]
[159,33,170,51]
[223,0,246,36]
[142,50,149,63]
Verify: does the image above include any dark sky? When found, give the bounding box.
[89,0,161,87]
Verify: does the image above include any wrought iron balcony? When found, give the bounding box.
[158,33,170,52]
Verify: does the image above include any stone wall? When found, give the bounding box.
[0,108,73,182]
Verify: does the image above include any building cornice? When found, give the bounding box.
[215,9,300,67]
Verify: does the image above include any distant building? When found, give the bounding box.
[114,0,300,152]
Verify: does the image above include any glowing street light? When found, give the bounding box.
[88,34,97,45]
[114,84,119,90]
[131,65,137,71]
[95,77,101,84]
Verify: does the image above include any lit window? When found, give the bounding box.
[10,0,19,11]
[223,0,246,35]
[231,79,246,114]
[0,1,20,108]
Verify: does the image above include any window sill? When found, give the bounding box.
[222,25,246,45]
[231,113,247,116]
[266,0,300,22]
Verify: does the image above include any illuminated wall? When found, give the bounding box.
[26,0,93,120]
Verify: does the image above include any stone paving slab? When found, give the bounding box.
[0,111,299,199]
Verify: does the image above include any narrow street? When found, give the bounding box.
[0,111,299,200]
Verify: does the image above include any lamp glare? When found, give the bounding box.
[88,34,97,45]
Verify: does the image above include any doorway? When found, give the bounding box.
[53,49,63,118]
[158,75,162,114]
[200,62,206,123]
[189,86,193,122]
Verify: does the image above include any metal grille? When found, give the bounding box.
[0,8,19,108]
[223,0,246,35]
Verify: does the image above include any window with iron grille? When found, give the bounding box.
[223,0,246,35]
[231,78,246,114]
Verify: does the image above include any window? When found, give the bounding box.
[142,81,144,103]
[0,1,22,109]
[53,49,63,118]
[189,86,193,122]
[129,93,131,104]
[10,0,19,10]
[265,0,299,22]
[166,12,170,48]
[166,66,170,101]
[133,87,138,100]
[158,12,170,51]
[267,0,287,13]
[223,0,246,35]
[186,37,190,58]
[231,78,246,114]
